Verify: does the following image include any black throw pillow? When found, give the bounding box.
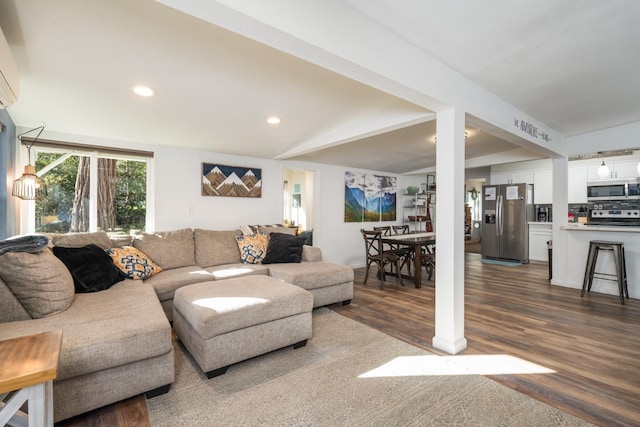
[53,244,124,293]
[262,232,307,264]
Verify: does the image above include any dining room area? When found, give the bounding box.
[360,225,436,290]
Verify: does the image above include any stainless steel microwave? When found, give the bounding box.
[587,179,640,201]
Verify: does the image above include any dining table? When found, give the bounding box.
[382,232,435,288]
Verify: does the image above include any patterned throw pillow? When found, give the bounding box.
[106,246,163,280]
[235,232,269,264]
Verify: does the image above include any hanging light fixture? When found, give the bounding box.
[596,152,610,179]
[12,125,48,200]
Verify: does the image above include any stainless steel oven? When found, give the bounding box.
[587,179,640,201]
[589,208,640,226]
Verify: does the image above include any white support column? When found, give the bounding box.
[551,157,569,284]
[432,107,468,354]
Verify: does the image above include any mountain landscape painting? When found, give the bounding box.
[344,171,396,222]
[202,163,262,197]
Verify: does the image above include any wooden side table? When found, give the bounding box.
[0,330,63,427]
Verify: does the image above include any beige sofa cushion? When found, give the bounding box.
[143,265,211,302]
[267,261,354,291]
[0,277,31,322]
[173,276,313,339]
[52,231,114,250]
[133,228,195,269]
[0,249,75,318]
[194,229,241,267]
[0,280,172,381]
[204,263,269,280]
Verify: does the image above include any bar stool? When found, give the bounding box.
[581,240,629,304]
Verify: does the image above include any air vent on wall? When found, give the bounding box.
[0,26,19,108]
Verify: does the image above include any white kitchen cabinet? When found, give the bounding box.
[529,223,552,262]
[611,159,640,179]
[490,170,534,186]
[568,164,588,203]
[587,158,640,180]
[490,171,510,185]
[533,169,552,204]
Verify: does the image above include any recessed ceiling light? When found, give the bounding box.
[267,116,282,125]
[132,85,156,97]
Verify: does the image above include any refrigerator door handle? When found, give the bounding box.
[497,194,503,237]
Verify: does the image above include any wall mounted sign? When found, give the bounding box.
[202,163,262,197]
[513,118,552,143]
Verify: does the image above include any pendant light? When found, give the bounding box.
[12,125,48,200]
[596,153,610,179]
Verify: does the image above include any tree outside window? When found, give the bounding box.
[35,151,147,234]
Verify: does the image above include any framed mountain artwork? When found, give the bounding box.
[344,171,396,222]
[202,163,262,197]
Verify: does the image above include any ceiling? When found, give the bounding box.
[1,0,639,175]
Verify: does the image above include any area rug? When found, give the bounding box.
[147,308,591,426]
[481,258,522,267]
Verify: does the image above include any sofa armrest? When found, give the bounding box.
[301,245,322,262]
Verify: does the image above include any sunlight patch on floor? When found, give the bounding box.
[359,354,555,378]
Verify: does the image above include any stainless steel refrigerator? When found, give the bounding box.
[481,183,534,263]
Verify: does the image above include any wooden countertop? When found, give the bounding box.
[0,330,63,394]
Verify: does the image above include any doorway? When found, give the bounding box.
[283,168,314,233]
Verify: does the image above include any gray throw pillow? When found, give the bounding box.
[0,249,75,318]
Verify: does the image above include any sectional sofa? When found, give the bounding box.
[0,227,353,422]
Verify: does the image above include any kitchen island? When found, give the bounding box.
[559,224,640,299]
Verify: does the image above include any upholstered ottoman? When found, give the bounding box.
[173,275,313,378]
[267,262,354,307]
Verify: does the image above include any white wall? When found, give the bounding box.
[156,148,425,266]
[17,129,422,267]
[567,120,640,155]
[153,144,283,231]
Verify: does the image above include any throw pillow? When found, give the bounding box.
[262,232,307,264]
[259,225,297,236]
[106,246,163,280]
[235,232,269,264]
[0,249,75,318]
[53,244,124,293]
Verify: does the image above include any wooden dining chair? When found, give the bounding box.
[420,246,436,281]
[361,229,403,289]
[391,225,409,235]
[373,226,392,248]
[391,225,412,275]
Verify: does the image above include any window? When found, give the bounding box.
[28,143,151,235]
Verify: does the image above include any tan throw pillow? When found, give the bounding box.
[0,249,75,318]
[106,246,163,280]
[235,232,269,264]
[133,228,195,269]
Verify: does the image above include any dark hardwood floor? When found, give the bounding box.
[58,253,640,427]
